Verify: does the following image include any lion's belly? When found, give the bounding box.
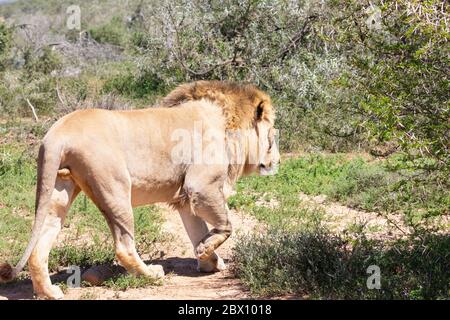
[128,165,185,207]
[130,184,181,207]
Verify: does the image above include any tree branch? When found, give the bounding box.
[26,98,39,122]
[278,14,318,62]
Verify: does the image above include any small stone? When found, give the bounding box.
[81,265,124,286]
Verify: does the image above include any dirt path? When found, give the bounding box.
[0,207,258,300]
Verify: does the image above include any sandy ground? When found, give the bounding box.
[0,207,259,300]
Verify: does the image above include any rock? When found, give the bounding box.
[81,265,125,286]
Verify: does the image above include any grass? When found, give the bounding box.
[103,274,162,291]
[0,141,38,263]
[229,153,449,227]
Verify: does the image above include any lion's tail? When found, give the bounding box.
[0,140,63,282]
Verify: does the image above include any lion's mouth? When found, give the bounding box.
[258,163,278,176]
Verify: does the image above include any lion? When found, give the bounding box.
[0,80,280,299]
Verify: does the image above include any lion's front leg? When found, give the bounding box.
[195,223,232,263]
[178,207,226,272]
[191,198,232,262]
[182,165,232,271]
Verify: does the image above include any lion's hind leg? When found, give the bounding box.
[86,175,164,281]
[29,177,80,299]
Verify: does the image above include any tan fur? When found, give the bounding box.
[0,81,279,299]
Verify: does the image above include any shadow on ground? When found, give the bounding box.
[0,257,231,299]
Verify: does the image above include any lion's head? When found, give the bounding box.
[161,80,280,176]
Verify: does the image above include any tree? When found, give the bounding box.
[328,0,449,175]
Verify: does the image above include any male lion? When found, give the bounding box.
[0,80,280,299]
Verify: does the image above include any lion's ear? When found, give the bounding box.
[255,101,264,121]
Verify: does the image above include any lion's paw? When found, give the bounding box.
[145,264,165,279]
[198,254,226,273]
[35,284,64,300]
[196,243,215,261]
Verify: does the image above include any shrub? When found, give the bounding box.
[102,68,167,101]
[49,243,115,271]
[233,227,450,299]
[89,16,127,46]
[327,0,450,174]
[121,0,364,151]
[24,47,62,75]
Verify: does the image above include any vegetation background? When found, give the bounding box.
[0,0,448,299]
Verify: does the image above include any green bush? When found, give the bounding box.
[0,46,62,116]
[49,244,115,271]
[327,0,449,174]
[234,227,450,299]
[89,16,127,46]
[103,274,161,291]
[128,0,358,151]
[24,47,62,75]
[102,68,167,101]
[59,77,89,102]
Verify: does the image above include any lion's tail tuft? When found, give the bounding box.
[0,262,15,283]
